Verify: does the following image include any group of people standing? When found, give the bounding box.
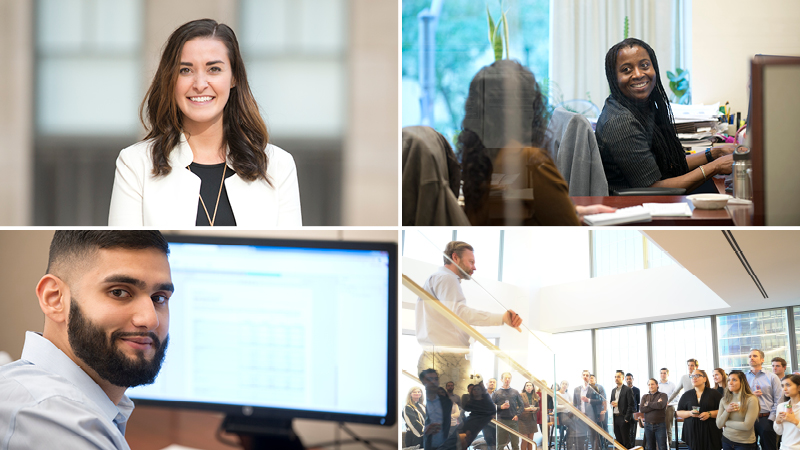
[408,240,799,450]
[403,371,543,450]
[600,352,798,450]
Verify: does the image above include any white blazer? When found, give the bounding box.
[108,134,302,227]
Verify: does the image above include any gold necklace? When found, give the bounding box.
[187,164,227,226]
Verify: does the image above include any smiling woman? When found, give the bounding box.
[595,38,733,194]
[108,18,302,227]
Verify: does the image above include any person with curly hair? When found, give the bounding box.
[458,60,612,225]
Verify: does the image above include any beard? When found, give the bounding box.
[68,298,169,388]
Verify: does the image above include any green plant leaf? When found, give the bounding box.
[493,21,504,61]
[486,5,496,45]
[501,9,510,59]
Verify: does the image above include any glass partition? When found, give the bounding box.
[401,229,625,450]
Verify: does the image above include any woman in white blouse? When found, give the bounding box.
[775,374,800,450]
[109,19,301,227]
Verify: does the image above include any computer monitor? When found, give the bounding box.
[749,54,800,225]
[126,234,397,445]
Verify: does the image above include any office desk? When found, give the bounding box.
[571,195,753,226]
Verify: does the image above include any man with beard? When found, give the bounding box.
[0,231,172,450]
[416,241,522,396]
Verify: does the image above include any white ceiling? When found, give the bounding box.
[643,230,800,314]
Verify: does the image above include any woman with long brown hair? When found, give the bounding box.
[716,370,758,450]
[109,19,301,226]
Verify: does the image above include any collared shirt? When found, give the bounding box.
[415,266,504,349]
[612,385,622,414]
[0,332,134,450]
[746,368,783,420]
[659,380,678,405]
[581,384,589,413]
[426,396,445,448]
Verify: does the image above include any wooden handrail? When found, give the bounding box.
[403,274,628,450]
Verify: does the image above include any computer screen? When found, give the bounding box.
[126,234,397,426]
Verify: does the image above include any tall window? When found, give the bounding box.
[592,230,677,278]
[595,325,648,441]
[717,309,791,372]
[402,229,455,266]
[651,317,714,383]
[552,330,593,394]
[36,0,143,135]
[239,0,347,138]
[34,0,144,225]
[401,0,550,141]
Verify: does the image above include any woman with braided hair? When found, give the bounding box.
[596,38,733,194]
[458,60,613,225]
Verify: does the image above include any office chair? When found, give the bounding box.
[545,108,686,197]
[402,126,471,226]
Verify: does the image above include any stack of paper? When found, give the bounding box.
[642,202,693,217]
[583,206,652,226]
[671,103,723,148]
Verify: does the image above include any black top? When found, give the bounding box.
[189,162,237,226]
[677,388,723,450]
[596,96,673,192]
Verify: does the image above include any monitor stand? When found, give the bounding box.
[222,415,305,450]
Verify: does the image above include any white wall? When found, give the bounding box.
[692,0,800,117]
[538,264,728,333]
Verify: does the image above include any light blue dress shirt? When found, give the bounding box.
[0,332,134,450]
[746,367,783,421]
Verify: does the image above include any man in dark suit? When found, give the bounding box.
[573,370,602,450]
[625,373,641,447]
[420,368,457,450]
[610,370,635,449]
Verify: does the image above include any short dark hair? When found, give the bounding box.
[616,370,625,375]
[443,241,474,265]
[687,359,698,366]
[419,368,438,382]
[626,373,633,378]
[772,357,788,368]
[661,368,669,373]
[47,231,169,276]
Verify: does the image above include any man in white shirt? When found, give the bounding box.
[0,231,173,450]
[416,240,522,395]
[657,368,677,449]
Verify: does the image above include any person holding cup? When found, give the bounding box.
[677,369,723,450]
[774,374,800,450]
[717,370,759,450]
